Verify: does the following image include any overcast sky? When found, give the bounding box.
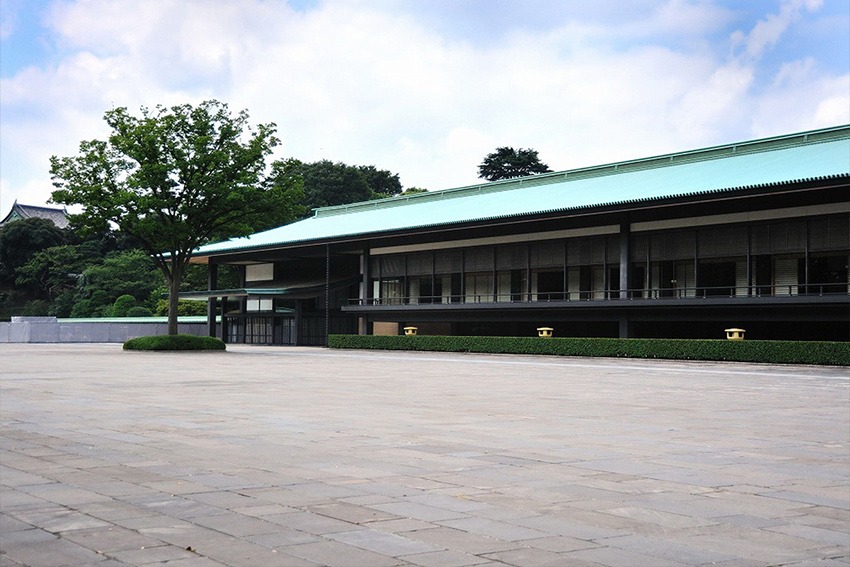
[1,0,848,218]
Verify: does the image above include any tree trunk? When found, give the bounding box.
[168,276,180,335]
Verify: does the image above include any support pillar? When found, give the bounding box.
[325,244,330,345]
[221,296,229,342]
[619,221,631,299]
[619,316,631,338]
[207,263,218,338]
[294,300,303,346]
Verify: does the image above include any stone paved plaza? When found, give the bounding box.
[1,343,848,567]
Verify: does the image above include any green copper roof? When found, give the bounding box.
[195,125,850,257]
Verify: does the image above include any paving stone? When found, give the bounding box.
[523,535,600,553]
[284,539,409,566]
[244,526,322,548]
[600,506,716,529]
[137,522,238,549]
[405,527,520,555]
[327,528,441,556]
[367,518,439,533]
[1,345,848,566]
[0,465,54,487]
[8,507,110,533]
[1,536,108,567]
[139,557,225,567]
[370,501,470,522]
[603,533,743,564]
[403,549,491,567]
[109,544,199,564]
[263,510,365,534]
[404,493,493,513]
[512,513,628,540]
[566,544,691,567]
[439,516,553,542]
[191,540,320,567]
[0,513,33,533]
[307,501,401,524]
[56,525,164,553]
[16,483,113,506]
[189,512,281,537]
[0,527,57,547]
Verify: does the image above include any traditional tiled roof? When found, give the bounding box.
[0,202,69,229]
[195,125,850,257]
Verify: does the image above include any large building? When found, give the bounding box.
[0,201,69,229]
[189,126,850,345]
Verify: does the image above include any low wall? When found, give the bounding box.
[0,317,218,344]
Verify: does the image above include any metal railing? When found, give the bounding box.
[350,282,849,307]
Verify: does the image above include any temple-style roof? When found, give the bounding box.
[194,125,850,258]
[0,201,69,229]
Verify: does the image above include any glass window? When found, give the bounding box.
[465,247,494,272]
[434,250,462,274]
[530,241,563,268]
[497,245,527,271]
[464,273,493,303]
[407,252,432,276]
[381,255,405,277]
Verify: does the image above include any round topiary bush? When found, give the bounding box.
[123,334,226,351]
[125,306,154,317]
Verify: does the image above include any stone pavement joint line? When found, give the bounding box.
[1,343,848,566]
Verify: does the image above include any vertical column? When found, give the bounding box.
[221,296,229,342]
[619,221,631,338]
[359,248,370,335]
[746,225,753,295]
[294,299,302,346]
[207,263,218,338]
[619,316,631,339]
[325,244,330,345]
[361,248,371,305]
[619,221,630,299]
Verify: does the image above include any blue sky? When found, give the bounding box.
[1,0,848,217]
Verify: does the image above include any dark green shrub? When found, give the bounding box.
[154,298,209,316]
[125,306,154,317]
[327,335,850,366]
[111,294,137,317]
[123,334,226,351]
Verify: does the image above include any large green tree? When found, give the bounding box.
[357,165,402,199]
[70,249,163,317]
[50,100,303,334]
[478,147,552,181]
[274,159,404,211]
[0,218,67,285]
[15,245,86,303]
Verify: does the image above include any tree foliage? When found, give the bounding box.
[478,147,552,181]
[71,250,163,318]
[274,159,405,211]
[357,165,403,199]
[0,218,67,284]
[15,245,86,301]
[50,100,302,333]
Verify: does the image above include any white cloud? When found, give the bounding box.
[1,0,847,218]
[731,0,822,63]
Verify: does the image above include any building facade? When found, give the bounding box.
[189,126,850,344]
[0,202,69,229]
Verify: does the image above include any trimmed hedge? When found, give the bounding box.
[123,334,226,351]
[327,335,850,366]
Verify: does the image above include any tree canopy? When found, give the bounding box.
[273,159,405,211]
[0,218,66,285]
[50,100,303,334]
[478,147,552,181]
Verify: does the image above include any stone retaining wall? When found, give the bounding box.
[0,317,216,343]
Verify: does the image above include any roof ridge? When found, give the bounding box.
[312,124,850,218]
